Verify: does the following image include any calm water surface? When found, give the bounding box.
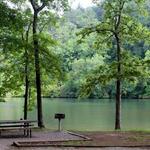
[0,98,149,131]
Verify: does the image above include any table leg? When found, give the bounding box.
[30,129,32,138]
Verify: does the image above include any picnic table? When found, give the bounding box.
[0,120,37,137]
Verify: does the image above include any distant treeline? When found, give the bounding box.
[48,5,150,99]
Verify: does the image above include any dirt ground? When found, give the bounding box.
[77,131,150,147]
[0,130,149,150]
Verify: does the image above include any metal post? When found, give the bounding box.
[58,119,61,131]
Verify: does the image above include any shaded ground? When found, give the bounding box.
[76,131,150,147]
[0,130,149,150]
[0,130,84,149]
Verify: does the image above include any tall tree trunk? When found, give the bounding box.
[33,11,44,128]
[24,53,29,120]
[115,34,121,130]
[24,22,31,120]
[115,79,121,129]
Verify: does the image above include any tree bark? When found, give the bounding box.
[24,64,29,120]
[113,1,124,130]
[115,79,121,129]
[115,34,121,130]
[24,23,31,120]
[33,11,44,128]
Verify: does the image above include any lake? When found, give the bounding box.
[0,98,150,131]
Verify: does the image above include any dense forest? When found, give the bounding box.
[49,3,150,99]
[0,1,150,100]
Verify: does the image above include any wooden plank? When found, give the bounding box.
[0,127,36,130]
[0,120,37,124]
[0,119,38,138]
[0,124,34,128]
[0,127,38,137]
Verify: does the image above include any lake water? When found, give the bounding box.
[0,98,150,131]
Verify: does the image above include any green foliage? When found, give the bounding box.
[0,0,68,108]
[77,0,150,99]
[1,0,150,101]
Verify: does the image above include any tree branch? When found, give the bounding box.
[37,2,46,13]
[21,32,25,42]
[39,22,48,33]
[30,0,36,11]
[115,1,125,30]
[26,21,32,42]
[30,0,46,13]
[98,34,114,44]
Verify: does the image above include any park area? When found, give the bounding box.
[0,98,149,149]
[0,0,150,149]
[0,130,149,149]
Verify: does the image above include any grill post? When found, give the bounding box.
[54,113,65,131]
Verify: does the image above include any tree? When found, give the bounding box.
[0,1,25,98]
[29,0,68,128]
[0,2,33,119]
[78,0,149,129]
[1,0,68,127]
[29,0,45,128]
[23,20,32,120]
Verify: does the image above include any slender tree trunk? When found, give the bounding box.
[24,22,32,120]
[115,79,121,129]
[115,34,121,130]
[108,89,112,99]
[24,64,29,120]
[33,11,44,128]
[24,48,29,120]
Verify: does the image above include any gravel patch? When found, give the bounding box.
[0,130,86,150]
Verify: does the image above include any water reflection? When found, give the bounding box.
[0,98,149,131]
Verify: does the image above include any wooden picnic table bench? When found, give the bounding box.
[0,120,37,137]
